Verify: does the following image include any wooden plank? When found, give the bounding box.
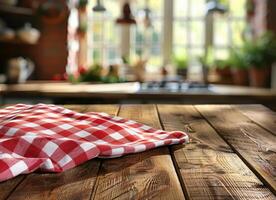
[63,105,119,114]
[90,105,185,200]
[0,176,25,200]
[234,105,276,136]
[7,105,119,200]
[8,161,101,200]
[157,105,275,199]
[196,105,276,195]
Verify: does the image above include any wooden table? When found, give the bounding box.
[0,104,275,199]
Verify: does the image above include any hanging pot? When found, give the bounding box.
[116,2,136,25]
[93,0,106,12]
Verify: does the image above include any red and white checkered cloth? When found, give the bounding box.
[0,104,188,182]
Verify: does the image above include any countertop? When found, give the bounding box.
[0,81,276,104]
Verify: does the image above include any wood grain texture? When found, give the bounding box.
[8,161,101,200]
[157,105,275,199]
[0,176,25,200]
[7,105,119,200]
[90,105,185,200]
[234,105,276,136]
[196,105,276,195]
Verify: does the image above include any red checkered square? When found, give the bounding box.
[0,104,188,182]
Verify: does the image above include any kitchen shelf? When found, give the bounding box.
[0,38,37,45]
[0,4,34,16]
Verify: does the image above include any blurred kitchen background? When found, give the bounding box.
[0,0,276,108]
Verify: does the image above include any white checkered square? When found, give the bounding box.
[111,147,124,155]
[59,155,73,167]
[24,123,39,128]
[80,142,96,151]
[59,124,73,130]
[75,130,91,138]
[109,132,124,140]
[42,141,59,156]
[41,129,56,135]
[10,161,28,176]
[6,128,19,136]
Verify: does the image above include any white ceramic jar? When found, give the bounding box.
[17,23,40,44]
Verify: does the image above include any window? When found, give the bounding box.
[173,0,206,62]
[174,0,247,60]
[213,0,247,59]
[130,0,164,71]
[84,0,246,69]
[87,0,120,65]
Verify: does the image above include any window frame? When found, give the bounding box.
[86,0,246,66]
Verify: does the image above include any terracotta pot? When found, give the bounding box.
[249,67,270,87]
[231,68,249,86]
[215,67,232,78]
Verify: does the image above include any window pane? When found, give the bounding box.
[105,21,119,44]
[214,18,228,47]
[191,0,206,18]
[231,21,246,46]
[174,46,187,56]
[87,0,119,65]
[105,0,120,17]
[214,48,229,59]
[107,48,117,62]
[230,0,246,17]
[131,0,163,68]
[190,48,204,59]
[147,0,163,17]
[174,0,188,18]
[92,48,102,63]
[190,21,204,46]
[174,0,206,61]
[151,21,162,46]
[173,0,246,64]
[174,21,187,45]
[92,21,103,44]
[147,53,162,68]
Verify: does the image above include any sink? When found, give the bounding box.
[140,81,212,93]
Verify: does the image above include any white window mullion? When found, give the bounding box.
[163,0,173,65]
[187,0,192,58]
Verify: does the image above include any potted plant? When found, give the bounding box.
[229,49,249,85]
[243,32,276,87]
[68,64,102,83]
[173,54,189,79]
[77,0,88,12]
[213,59,232,79]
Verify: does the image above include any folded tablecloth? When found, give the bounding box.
[0,104,188,182]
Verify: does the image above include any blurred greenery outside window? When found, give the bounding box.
[87,0,246,68]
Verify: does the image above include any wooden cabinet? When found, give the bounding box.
[0,1,68,80]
